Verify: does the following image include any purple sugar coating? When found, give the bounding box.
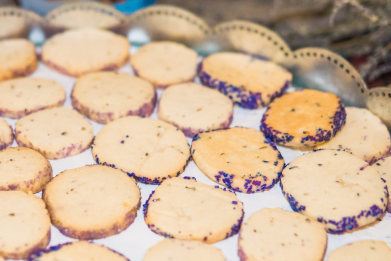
[0,99,65,119]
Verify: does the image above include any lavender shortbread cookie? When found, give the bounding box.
[144,177,244,243]
[373,156,391,212]
[0,118,13,151]
[281,150,388,234]
[15,107,94,159]
[327,240,391,261]
[92,116,190,184]
[198,52,292,109]
[72,72,156,124]
[158,83,233,138]
[261,89,346,149]
[191,127,284,193]
[43,165,140,240]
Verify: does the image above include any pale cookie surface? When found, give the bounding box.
[144,177,244,243]
[28,241,129,261]
[0,16,25,39]
[238,208,327,261]
[0,147,52,193]
[131,41,198,88]
[191,127,284,193]
[158,83,233,137]
[143,239,225,261]
[0,77,66,118]
[42,28,129,76]
[281,149,388,233]
[318,107,391,163]
[261,89,346,149]
[0,118,13,151]
[43,165,140,240]
[15,107,94,159]
[72,72,156,123]
[373,156,391,212]
[0,191,50,259]
[327,240,391,261]
[92,116,190,184]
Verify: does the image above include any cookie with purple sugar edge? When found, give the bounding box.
[327,240,391,261]
[28,241,129,261]
[191,127,284,193]
[260,89,346,149]
[144,177,244,243]
[0,118,13,151]
[281,149,388,234]
[372,156,391,213]
[198,52,292,109]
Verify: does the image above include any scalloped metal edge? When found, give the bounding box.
[366,87,391,129]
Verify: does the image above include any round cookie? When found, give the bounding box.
[0,16,25,39]
[373,156,391,212]
[0,39,37,81]
[0,147,52,193]
[43,165,140,240]
[318,107,391,164]
[158,83,233,137]
[144,177,244,243]
[143,239,225,261]
[0,77,66,118]
[238,208,327,261]
[28,241,129,261]
[198,52,292,109]
[0,191,51,259]
[15,107,94,159]
[92,116,190,184]
[72,72,156,124]
[327,240,391,261]
[130,41,198,88]
[42,28,129,77]
[191,127,284,193]
[281,149,388,234]
[261,89,346,149]
[0,118,13,150]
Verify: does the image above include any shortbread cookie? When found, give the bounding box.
[318,107,391,163]
[0,191,50,259]
[143,239,225,261]
[0,118,13,150]
[144,177,244,243]
[0,39,37,81]
[0,147,52,193]
[0,16,25,39]
[72,72,156,124]
[28,241,129,261]
[198,52,292,109]
[373,156,391,212]
[238,208,327,261]
[130,41,198,88]
[92,116,190,184]
[43,165,140,239]
[327,240,391,261]
[191,127,284,193]
[15,107,94,159]
[158,83,233,137]
[42,28,129,77]
[261,89,346,149]
[0,77,66,118]
[281,149,388,233]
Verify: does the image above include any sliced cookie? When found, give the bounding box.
[327,240,391,261]
[0,118,13,150]
[143,239,225,261]
[0,39,37,81]
[158,83,233,137]
[0,147,52,193]
[15,107,94,159]
[261,89,346,149]
[43,165,140,240]
[281,149,388,234]
[92,116,190,184]
[0,77,66,118]
[144,177,244,243]
[0,191,50,259]
[72,72,156,124]
[191,127,284,193]
[373,156,391,212]
[238,208,327,261]
[198,52,292,109]
[42,28,129,77]
[318,107,391,164]
[130,41,198,88]
[28,241,129,261]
